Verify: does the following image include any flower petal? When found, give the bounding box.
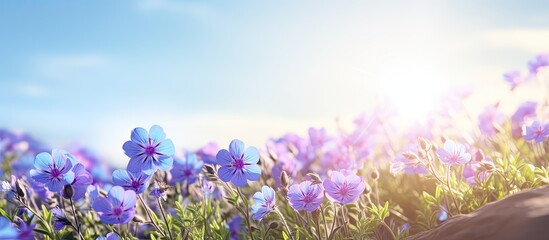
[229,139,245,159]
[30,170,50,183]
[112,169,131,186]
[122,190,137,210]
[108,186,125,206]
[123,141,144,158]
[34,152,52,170]
[216,149,233,165]
[262,186,275,202]
[130,127,149,145]
[149,125,166,144]
[127,157,145,173]
[231,170,247,187]
[217,166,234,182]
[156,156,173,171]
[156,140,175,156]
[244,164,261,181]
[243,147,259,164]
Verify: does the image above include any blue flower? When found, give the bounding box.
[216,139,261,187]
[0,217,17,239]
[437,140,471,166]
[97,232,122,240]
[150,182,167,201]
[112,169,151,194]
[29,150,75,192]
[92,186,137,224]
[227,215,243,240]
[0,175,17,200]
[123,125,175,174]
[64,163,93,201]
[170,153,203,185]
[52,207,71,231]
[251,186,276,220]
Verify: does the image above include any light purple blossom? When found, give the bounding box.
[511,101,537,138]
[216,139,261,187]
[64,163,93,201]
[287,181,324,211]
[523,121,549,143]
[170,153,203,185]
[112,169,152,194]
[251,186,276,220]
[437,140,471,166]
[323,170,365,204]
[29,150,75,192]
[478,105,505,136]
[123,125,175,174]
[503,71,527,90]
[92,186,137,224]
[97,232,122,240]
[528,53,549,75]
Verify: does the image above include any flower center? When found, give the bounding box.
[145,145,156,156]
[303,193,314,203]
[184,169,193,177]
[51,168,61,178]
[131,180,141,190]
[233,159,245,170]
[113,207,123,216]
[339,183,349,197]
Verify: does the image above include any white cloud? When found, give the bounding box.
[18,83,48,97]
[33,54,110,79]
[481,28,549,53]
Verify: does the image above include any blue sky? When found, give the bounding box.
[1,0,548,166]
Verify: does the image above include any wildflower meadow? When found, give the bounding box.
[0,53,548,239]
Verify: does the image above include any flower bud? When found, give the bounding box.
[280,171,290,188]
[306,173,323,185]
[474,149,485,162]
[402,152,419,161]
[268,222,279,230]
[370,169,379,181]
[418,137,430,150]
[478,161,495,173]
[63,184,74,199]
[363,183,372,195]
[204,165,215,175]
[132,215,147,223]
[15,180,26,200]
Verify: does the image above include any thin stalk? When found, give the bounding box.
[340,205,349,237]
[275,209,295,240]
[320,205,329,240]
[313,211,322,240]
[446,166,461,214]
[157,198,174,240]
[236,188,255,240]
[137,195,166,237]
[68,198,84,240]
[380,221,397,240]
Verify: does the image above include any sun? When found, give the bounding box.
[374,63,447,126]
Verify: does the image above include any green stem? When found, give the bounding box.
[320,206,329,240]
[380,221,397,240]
[157,198,174,240]
[446,165,461,214]
[236,188,255,240]
[68,198,84,240]
[137,195,166,237]
[275,209,295,240]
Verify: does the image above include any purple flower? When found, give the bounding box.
[323,170,365,204]
[251,186,276,220]
[196,142,219,165]
[92,186,137,224]
[112,169,151,194]
[0,217,17,239]
[308,127,329,149]
[287,181,324,211]
[15,218,35,240]
[437,140,471,166]
[170,153,203,185]
[216,139,261,187]
[511,101,537,138]
[52,207,71,230]
[97,232,122,240]
[123,125,175,174]
[64,163,93,201]
[528,53,549,75]
[0,175,17,200]
[503,71,527,90]
[437,206,448,222]
[523,121,549,143]
[150,182,167,201]
[29,150,75,192]
[478,105,505,136]
[227,215,243,240]
[391,145,426,175]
